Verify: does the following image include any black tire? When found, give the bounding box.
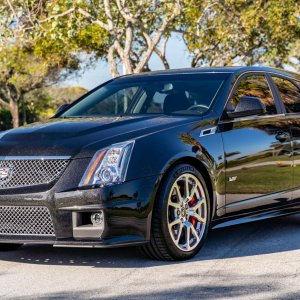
[140,164,211,261]
[0,243,23,251]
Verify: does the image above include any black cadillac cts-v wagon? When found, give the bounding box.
[0,66,300,260]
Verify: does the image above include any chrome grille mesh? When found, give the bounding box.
[0,158,69,189]
[0,206,55,236]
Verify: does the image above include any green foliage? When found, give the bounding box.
[181,0,300,67]
[0,85,87,130]
[25,86,87,121]
[40,0,299,71]
[41,0,182,75]
[0,0,81,127]
[287,40,300,71]
[36,1,110,59]
[46,86,87,105]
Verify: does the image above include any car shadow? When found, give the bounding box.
[1,213,300,268]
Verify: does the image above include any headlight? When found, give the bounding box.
[79,141,134,187]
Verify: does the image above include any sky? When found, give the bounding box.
[62,35,191,91]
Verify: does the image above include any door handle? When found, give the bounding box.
[276,131,291,142]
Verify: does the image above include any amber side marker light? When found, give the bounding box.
[83,150,107,186]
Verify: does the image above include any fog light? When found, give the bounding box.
[91,211,104,226]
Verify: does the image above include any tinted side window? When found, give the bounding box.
[227,75,276,115]
[272,76,300,113]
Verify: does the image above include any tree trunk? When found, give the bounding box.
[21,93,27,126]
[108,45,120,78]
[9,99,19,128]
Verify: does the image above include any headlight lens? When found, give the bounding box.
[79,141,134,187]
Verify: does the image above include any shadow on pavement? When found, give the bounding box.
[7,282,284,300]
[1,213,300,268]
[7,271,300,299]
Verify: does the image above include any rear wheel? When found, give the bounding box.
[0,243,23,251]
[141,164,210,261]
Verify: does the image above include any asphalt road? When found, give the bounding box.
[1,214,300,300]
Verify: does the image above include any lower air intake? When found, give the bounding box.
[0,206,55,236]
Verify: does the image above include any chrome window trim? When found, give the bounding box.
[267,71,300,84]
[127,71,234,77]
[219,113,285,124]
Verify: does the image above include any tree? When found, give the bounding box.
[40,0,300,75]
[180,0,300,68]
[286,40,300,72]
[37,0,182,77]
[25,86,87,123]
[0,0,80,127]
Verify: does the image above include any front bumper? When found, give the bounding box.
[0,174,159,248]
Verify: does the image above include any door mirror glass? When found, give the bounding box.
[227,96,266,119]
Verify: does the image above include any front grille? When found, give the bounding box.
[0,158,69,189]
[0,206,55,236]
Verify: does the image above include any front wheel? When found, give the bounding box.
[140,164,210,261]
[0,243,23,251]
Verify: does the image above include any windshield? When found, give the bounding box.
[60,73,229,118]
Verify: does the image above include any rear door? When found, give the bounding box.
[270,75,300,202]
[219,73,293,215]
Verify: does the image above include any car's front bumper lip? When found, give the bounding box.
[0,175,160,247]
[0,236,147,248]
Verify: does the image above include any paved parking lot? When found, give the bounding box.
[1,214,300,299]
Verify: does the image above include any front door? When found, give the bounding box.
[220,73,293,215]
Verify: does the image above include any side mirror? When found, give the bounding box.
[55,104,69,116]
[227,96,266,119]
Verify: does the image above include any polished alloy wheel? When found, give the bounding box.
[167,173,207,252]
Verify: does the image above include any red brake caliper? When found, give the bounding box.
[189,197,197,227]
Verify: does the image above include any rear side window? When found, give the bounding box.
[227,75,276,115]
[272,76,300,113]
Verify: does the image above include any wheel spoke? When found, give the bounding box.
[187,185,197,201]
[174,184,183,204]
[168,218,181,229]
[175,223,183,242]
[168,201,181,209]
[184,176,190,198]
[192,197,204,210]
[192,212,206,224]
[185,222,191,251]
[191,225,200,243]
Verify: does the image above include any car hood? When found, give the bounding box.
[0,115,199,158]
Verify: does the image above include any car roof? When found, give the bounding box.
[117,66,300,82]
